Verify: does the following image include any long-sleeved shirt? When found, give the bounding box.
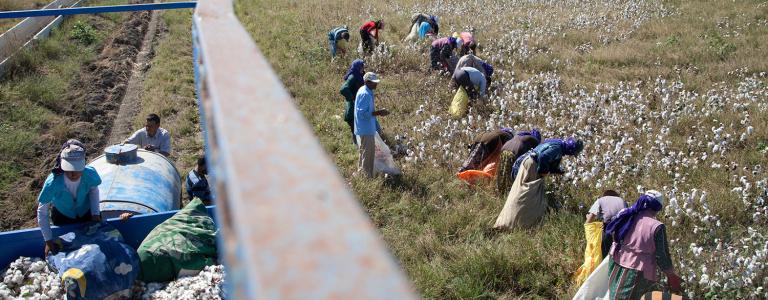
[37,167,102,241]
[124,127,172,155]
[360,21,379,40]
[418,22,432,39]
[186,169,212,202]
[354,85,378,135]
[460,67,487,96]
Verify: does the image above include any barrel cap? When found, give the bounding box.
[104,144,138,164]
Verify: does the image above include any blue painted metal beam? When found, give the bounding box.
[0,2,196,19]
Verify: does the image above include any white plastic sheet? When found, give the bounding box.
[573,256,611,300]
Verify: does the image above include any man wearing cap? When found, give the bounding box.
[354,72,389,178]
[124,113,171,157]
[37,141,102,256]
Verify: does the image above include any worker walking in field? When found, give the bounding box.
[605,190,683,298]
[37,140,102,256]
[124,113,171,157]
[360,20,384,54]
[431,36,460,73]
[328,25,350,58]
[586,190,628,258]
[454,31,477,55]
[494,137,584,229]
[495,129,542,194]
[340,59,366,144]
[354,72,389,178]
[452,67,487,99]
[186,156,212,205]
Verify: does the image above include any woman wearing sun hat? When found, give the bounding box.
[37,139,102,255]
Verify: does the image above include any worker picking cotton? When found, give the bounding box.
[430,36,460,73]
[494,137,584,229]
[453,31,477,55]
[456,54,494,81]
[586,190,628,258]
[359,20,384,54]
[405,13,438,41]
[354,72,389,178]
[456,129,515,184]
[495,129,542,194]
[328,25,350,58]
[124,113,171,157]
[452,67,487,99]
[604,190,684,298]
[37,140,102,256]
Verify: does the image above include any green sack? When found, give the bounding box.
[449,86,469,118]
[137,198,217,282]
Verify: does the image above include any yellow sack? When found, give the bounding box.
[573,222,604,286]
[449,86,469,118]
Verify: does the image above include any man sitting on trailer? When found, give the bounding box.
[186,156,212,205]
[123,113,171,157]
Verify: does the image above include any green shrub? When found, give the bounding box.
[70,21,96,45]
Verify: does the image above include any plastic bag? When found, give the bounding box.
[573,222,604,286]
[47,222,140,299]
[404,23,419,42]
[457,169,492,184]
[359,133,401,175]
[449,86,469,117]
[573,256,611,300]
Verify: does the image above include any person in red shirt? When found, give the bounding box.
[360,20,384,54]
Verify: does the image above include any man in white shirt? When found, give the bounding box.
[124,113,171,157]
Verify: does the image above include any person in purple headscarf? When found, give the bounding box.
[605,190,683,299]
[510,136,583,180]
[496,129,542,194]
[340,59,366,144]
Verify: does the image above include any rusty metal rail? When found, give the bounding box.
[192,1,417,299]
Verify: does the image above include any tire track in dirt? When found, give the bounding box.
[1,5,159,230]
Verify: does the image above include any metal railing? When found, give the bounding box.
[192,1,417,298]
[0,1,418,298]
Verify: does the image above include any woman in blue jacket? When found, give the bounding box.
[37,140,102,255]
[494,137,583,229]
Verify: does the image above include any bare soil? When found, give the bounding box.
[0,9,158,230]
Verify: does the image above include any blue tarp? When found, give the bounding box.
[47,222,140,299]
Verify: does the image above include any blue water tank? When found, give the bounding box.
[89,145,181,218]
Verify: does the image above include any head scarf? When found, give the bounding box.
[52,139,86,175]
[543,137,583,155]
[430,15,438,24]
[605,190,664,243]
[481,62,494,78]
[448,37,458,48]
[343,59,365,82]
[517,128,542,143]
[500,128,515,136]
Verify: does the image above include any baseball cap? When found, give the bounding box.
[60,144,86,172]
[363,72,381,83]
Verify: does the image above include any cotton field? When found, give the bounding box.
[353,0,768,297]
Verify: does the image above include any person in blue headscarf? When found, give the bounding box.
[493,136,583,229]
[605,190,683,299]
[496,129,542,194]
[510,137,583,180]
[340,59,366,144]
